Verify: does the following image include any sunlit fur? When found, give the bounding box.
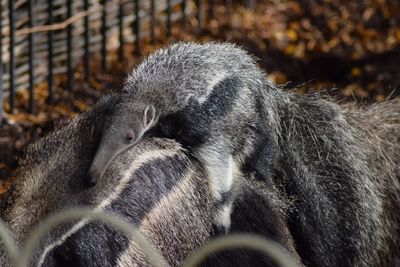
[0,97,301,266]
[94,42,273,230]
[0,42,399,266]
[259,92,400,267]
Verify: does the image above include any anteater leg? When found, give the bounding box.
[194,140,240,232]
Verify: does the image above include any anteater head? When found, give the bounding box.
[87,100,156,186]
[0,96,214,266]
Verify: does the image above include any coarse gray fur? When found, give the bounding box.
[89,42,270,231]
[0,93,399,266]
[1,95,399,267]
[119,44,400,265]
[258,91,400,267]
[0,43,399,267]
[0,96,301,266]
[88,41,399,266]
[0,96,214,266]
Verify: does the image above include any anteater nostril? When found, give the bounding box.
[86,170,99,187]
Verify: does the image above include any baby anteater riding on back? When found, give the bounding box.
[88,42,269,230]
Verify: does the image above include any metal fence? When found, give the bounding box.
[0,208,298,267]
[0,0,256,124]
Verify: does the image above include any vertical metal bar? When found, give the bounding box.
[224,0,232,13]
[47,0,54,103]
[134,0,141,56]
[67,0,73,91]
[224,0,232,22]
[84,0,89,82]
[195,0,202,32]
[245,0,255,9]
[166,0,171,37]
[101,0,107,71]
[181,0,187,30]
[209,0,216,19]
[118,0,124,61]
[8,0,15,113]
[28,0,35,113]
[150,0,156,44]
[0,0,3,123]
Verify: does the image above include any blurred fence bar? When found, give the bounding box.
[84,0,90,82]
[150,0,156,44]
[47,0,54,103]
[224,0,232,18]
[8,0,15,113]
[0,0,252,122]
[67,0,73,91]
[181,0,187,29]
[0,1,3,122]
[209,0,216,19]
[245,0,255,9]
[134,0,141,55]
[28,0,35,113]
[196,0,202,32]
[167,0,172,37]
[118,1,124,62]
[101,0,107,71]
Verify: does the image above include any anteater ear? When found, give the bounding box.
[143,105,156,129]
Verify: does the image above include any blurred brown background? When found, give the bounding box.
[0,0,399,185]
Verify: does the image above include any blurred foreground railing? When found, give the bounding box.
[0,207,298,267]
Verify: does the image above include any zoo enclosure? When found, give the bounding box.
[0,1,297,265]
[0,0,255,124]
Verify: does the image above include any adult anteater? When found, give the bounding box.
[87,42,399,267]
[254,92,400,267]
[0,44,399,266]
[0,95,300,266]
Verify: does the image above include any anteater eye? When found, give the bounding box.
[125,133,134,142]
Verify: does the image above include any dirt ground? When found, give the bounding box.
[1,0,399,183]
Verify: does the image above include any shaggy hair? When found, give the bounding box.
[90,42,272,231]
[0,96,301,266]
[257,90,400,266]
[0,42,398,266]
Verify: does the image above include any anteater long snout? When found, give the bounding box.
[87,141,123,186]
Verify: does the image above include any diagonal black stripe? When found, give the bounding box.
[149,76,242,148]
[41,153,190,266]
